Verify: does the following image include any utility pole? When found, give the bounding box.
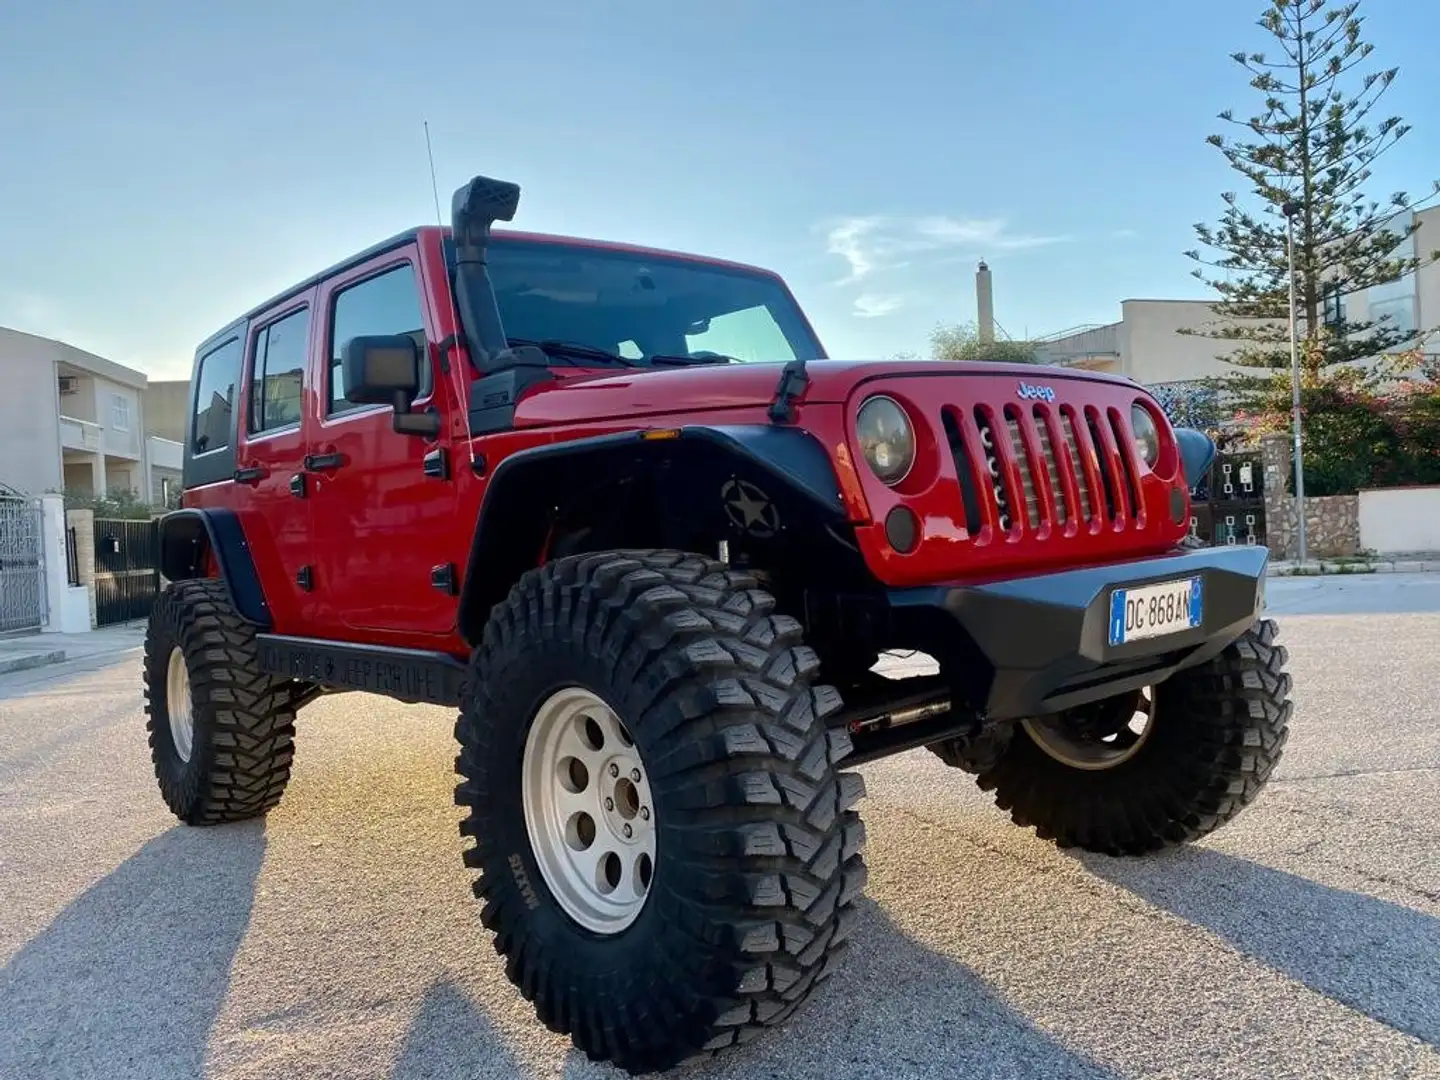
[1283,199,1308,566]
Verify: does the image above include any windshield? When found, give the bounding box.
[449,236,824,366]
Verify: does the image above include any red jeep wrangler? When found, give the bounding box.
[144,175,1290,1073]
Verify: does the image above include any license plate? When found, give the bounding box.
[1108,576,1204,646]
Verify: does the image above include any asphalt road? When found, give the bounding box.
[2,574,1438,1080]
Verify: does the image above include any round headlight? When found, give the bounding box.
[1131,404,1160,468]
[856,395,915,485]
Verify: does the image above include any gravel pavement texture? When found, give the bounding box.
[1,574,1437,1079]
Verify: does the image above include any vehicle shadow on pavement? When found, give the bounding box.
[390,977,525,1080]
[0,822,267,1080]
[1082,846,1439,1047]
[554,898,1122,1080]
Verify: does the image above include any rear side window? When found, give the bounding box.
[248,306,310,434]
[328,262,429,415]
[192,336,242,453]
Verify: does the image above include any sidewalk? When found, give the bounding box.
[0,623,147,676]
[1267,551,1440,576]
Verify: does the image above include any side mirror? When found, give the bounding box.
[341,335,440,437]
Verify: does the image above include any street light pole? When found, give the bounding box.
[1283,200,1308,566]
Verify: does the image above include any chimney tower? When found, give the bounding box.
[976,260,995,344]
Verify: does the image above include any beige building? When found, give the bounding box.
[0,327,183,504]
[1037,205,1440,390]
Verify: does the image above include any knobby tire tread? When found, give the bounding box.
[143,578,295,825]
[453,549,867,1074]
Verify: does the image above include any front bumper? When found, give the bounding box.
[887,544,1269,721]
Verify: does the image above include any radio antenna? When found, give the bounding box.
[423,120,481,472]
[423,121,446,228]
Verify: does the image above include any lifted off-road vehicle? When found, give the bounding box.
[145,174,1291,1073]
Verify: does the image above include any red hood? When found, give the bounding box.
[511,359,1138,427]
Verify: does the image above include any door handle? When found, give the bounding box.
[233,465,267,485]
[304,452,345,471]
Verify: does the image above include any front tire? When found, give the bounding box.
[453,550,866,1074]
[973,617,1292,856]
[142,578,297,825]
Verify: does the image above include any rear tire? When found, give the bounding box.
[142,578,296,825]
[454,550,866,1074]
[974,617,1291,856]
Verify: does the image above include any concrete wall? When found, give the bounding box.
[1260,433,1361,559]
[145,379,190,444]
[0,329,65,495]
[1117,300,1280,384]
[1358,487,1440,555]
[65,508,97,628]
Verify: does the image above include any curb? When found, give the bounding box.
[0,649,68,676]
[1269,559,1440,577]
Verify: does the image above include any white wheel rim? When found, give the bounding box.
[521,687,657,935]
[1023,685,1157,771]
[166,646,195,763]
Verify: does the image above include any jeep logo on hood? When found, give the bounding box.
[1017,381,1056,402]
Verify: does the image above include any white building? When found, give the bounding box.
[1036,205,1440,390]
[0,327,183,504]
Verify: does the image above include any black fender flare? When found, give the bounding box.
[158,508,272,628]
[456,424,849,644]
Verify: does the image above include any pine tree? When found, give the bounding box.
[1185,0,1439,410]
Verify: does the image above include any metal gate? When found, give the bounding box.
[0,495,47,633]
[92,517,160,626]
[1187,449,1267,547]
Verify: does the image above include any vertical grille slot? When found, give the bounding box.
[1060,408,1095,521]
[1107,408,1142,522]
[1003,406,1042,531]
[973,406,1013,534]
[1085,407,1121,521]
[941,406,984,536]
[1033,405,1070,526]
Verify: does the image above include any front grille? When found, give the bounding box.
[942,400,1143,541]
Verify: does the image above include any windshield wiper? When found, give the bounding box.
[507,338,639,368]
[648,352,739,367]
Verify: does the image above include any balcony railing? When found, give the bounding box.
[59,415,103,452]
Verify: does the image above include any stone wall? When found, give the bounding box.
[65,508,97,628]
[1260,433,1361,559]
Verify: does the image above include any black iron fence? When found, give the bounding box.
[65,525,81,586]
[92,517,161,626]
[1188,448,1267,547]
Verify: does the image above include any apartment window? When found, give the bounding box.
[328,263,428,416]
[1322,284,1345,330]
[248,306,310,433]
[192,336,242,453]
[111,393,131,432]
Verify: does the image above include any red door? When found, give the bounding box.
[305,245,460,643]
[231,288,324,637]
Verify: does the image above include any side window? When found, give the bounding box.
[328,262,429,416]
[683,304,796,363]
[192,336,242,453]
[248,306,309,434]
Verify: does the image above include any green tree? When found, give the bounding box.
[929,321,1040,364]
[1185,0,1439,410]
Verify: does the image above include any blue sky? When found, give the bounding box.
[2,0,1437,380]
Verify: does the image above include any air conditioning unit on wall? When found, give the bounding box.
[58,375,79,395]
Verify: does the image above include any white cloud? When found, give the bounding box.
[821,213,1068,285]
[825,216,885,284]
[853,294,904,319]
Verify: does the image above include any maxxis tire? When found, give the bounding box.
[453,550,867,1075]
[976,616,1292,856]
[142,578,296,825]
